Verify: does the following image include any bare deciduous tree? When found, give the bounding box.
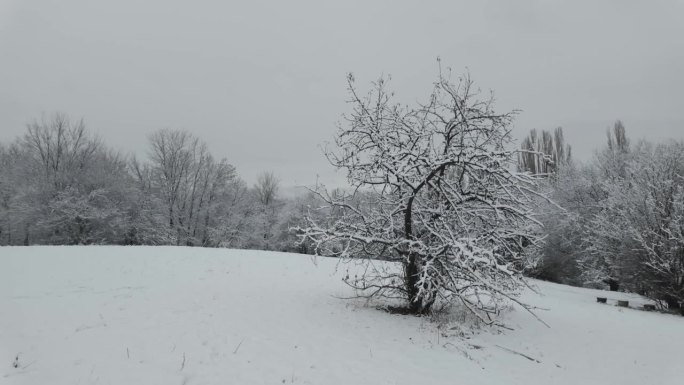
[148,128,196,231]
[296,67,545,322]
[24,113,102,189]
[148,128,236,245]
[254,171,280,206]
[518,127,572,176]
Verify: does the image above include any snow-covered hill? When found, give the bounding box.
[1,246,681,384]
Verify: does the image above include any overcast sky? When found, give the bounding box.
[1,0,683,187]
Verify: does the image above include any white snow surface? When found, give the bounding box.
[1,246,682,384]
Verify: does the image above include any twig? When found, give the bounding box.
[493,322,514,331]
[233,339,245,354]
[494,345,541,363]
[180,353,186,371]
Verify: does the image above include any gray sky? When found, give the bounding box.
[1,0,683,187]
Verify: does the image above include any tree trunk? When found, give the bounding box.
[402,196,435,315]
[664,296,681,310]
[405,252,421,312]
[604,278,619,291]
[403,252,434,315]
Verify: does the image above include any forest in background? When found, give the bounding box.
[520,122,684,310]
[0,113,322,253]
[1,113,682,311]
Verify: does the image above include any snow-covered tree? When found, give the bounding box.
[527,162,593,285]
[207,177,260,249]
[250,171,284,249]
[517,127,580,284]
[0,142,21,244]
[124,156,175,245]
[23,113,103,191]
[526,121,634,290]
[4,113,136,245]
[518,127,572,177]
[147,128,237,246]
[585,141,684,308]
[35,187,121,244]
[254,171,280,206]
[296,68,545,321]
[578,122,634,290]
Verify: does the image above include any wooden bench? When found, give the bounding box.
[596,297,630,308]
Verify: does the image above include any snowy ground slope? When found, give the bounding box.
[1,246,682,385]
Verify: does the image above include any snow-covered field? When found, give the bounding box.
[1,246,682,385]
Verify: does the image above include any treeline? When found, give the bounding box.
[2,113,682,309]
[524,123,684,310]
[0,113,322,252]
